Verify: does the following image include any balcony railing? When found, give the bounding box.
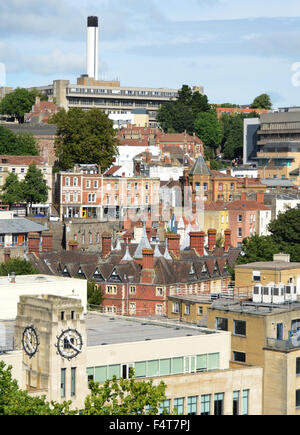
[265,337,299,351]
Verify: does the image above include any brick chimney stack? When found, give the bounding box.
[224,229,232,252]
[28,232,40,257]
[141,248,155,284]
[190,231,205,257]
[207,229,217,252]
[166,233,181,258]
[102,234,112,258]
[41,230,53,252]
[142,248,154,270]
[256,192,265,204]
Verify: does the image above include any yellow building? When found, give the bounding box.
[168,295,211,325]
[207,293,300,414]
[203,201,229,241]
[234,253,300,289]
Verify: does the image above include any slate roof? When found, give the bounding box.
[189,155,211,176]
[0,218,47,234]
[29,240,240,287]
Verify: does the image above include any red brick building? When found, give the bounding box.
[29,226,241,317]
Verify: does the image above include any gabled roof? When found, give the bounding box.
[29,240,241,287]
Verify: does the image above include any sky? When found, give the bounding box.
[1,0,300,108]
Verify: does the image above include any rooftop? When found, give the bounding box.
[79,312,217,347]
[0,218,47,234]
[0,312,219,352]
[235,261,300,270]
[0,274,85,286]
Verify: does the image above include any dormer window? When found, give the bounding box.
[93,269,105,282]
[213,263,219,275]
[201,264,208,275]
[190,264,196,274]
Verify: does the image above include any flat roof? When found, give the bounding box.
[85,312,217,347]
[236,261,300,270]
[0,312,220,352]
[0,274,84,286]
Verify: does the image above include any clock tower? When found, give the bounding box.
[14,294,89,410]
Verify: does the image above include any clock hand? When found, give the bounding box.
[66,333,81,353]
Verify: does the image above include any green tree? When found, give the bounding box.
[156,85,211,135]
[21,164,49,208]
[236,206,300,264]
[250,93,272,110]
[0,361,75,415]
[236,235,281,265]
[14,132,39,155]
[49,107,119,171]
[0,126,39,155]
[87,279,104,309]
[82,370,168,415]
[220,112,261,160]
[0,88,37,123]
[0,258,38,276]
[268,205,300,262]
[194,111,222,155]
[0,172,24,206]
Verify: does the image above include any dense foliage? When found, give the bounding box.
[0,362,75,415]
[49,107,119,171]
[0,88,46,124]
[0,258,38,276]
[0,126,39,156]
[82,370,168,415]
[87,279,104,309]
[157,84,211,136]
[237,205,300,264]
[0,362,168,416]
[0,164,49,207]
[250,93,272,110]
[157,85,271,161]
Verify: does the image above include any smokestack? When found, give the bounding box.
[87,16,99,80]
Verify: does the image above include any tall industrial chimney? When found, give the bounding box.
[87,16,99,80]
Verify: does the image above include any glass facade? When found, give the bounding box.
[87,352,220,383]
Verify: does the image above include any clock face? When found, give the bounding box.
[22,326,39,358]
[56,328,83,360]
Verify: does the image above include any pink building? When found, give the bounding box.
[226,197,271,248]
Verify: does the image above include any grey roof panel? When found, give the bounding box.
[0,219,47,234]
[189,155,211,176]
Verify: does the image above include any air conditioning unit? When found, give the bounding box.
[272,283,285,304]
[261,283,274,304]
[252,284,262,303]
[285,285,297,302]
